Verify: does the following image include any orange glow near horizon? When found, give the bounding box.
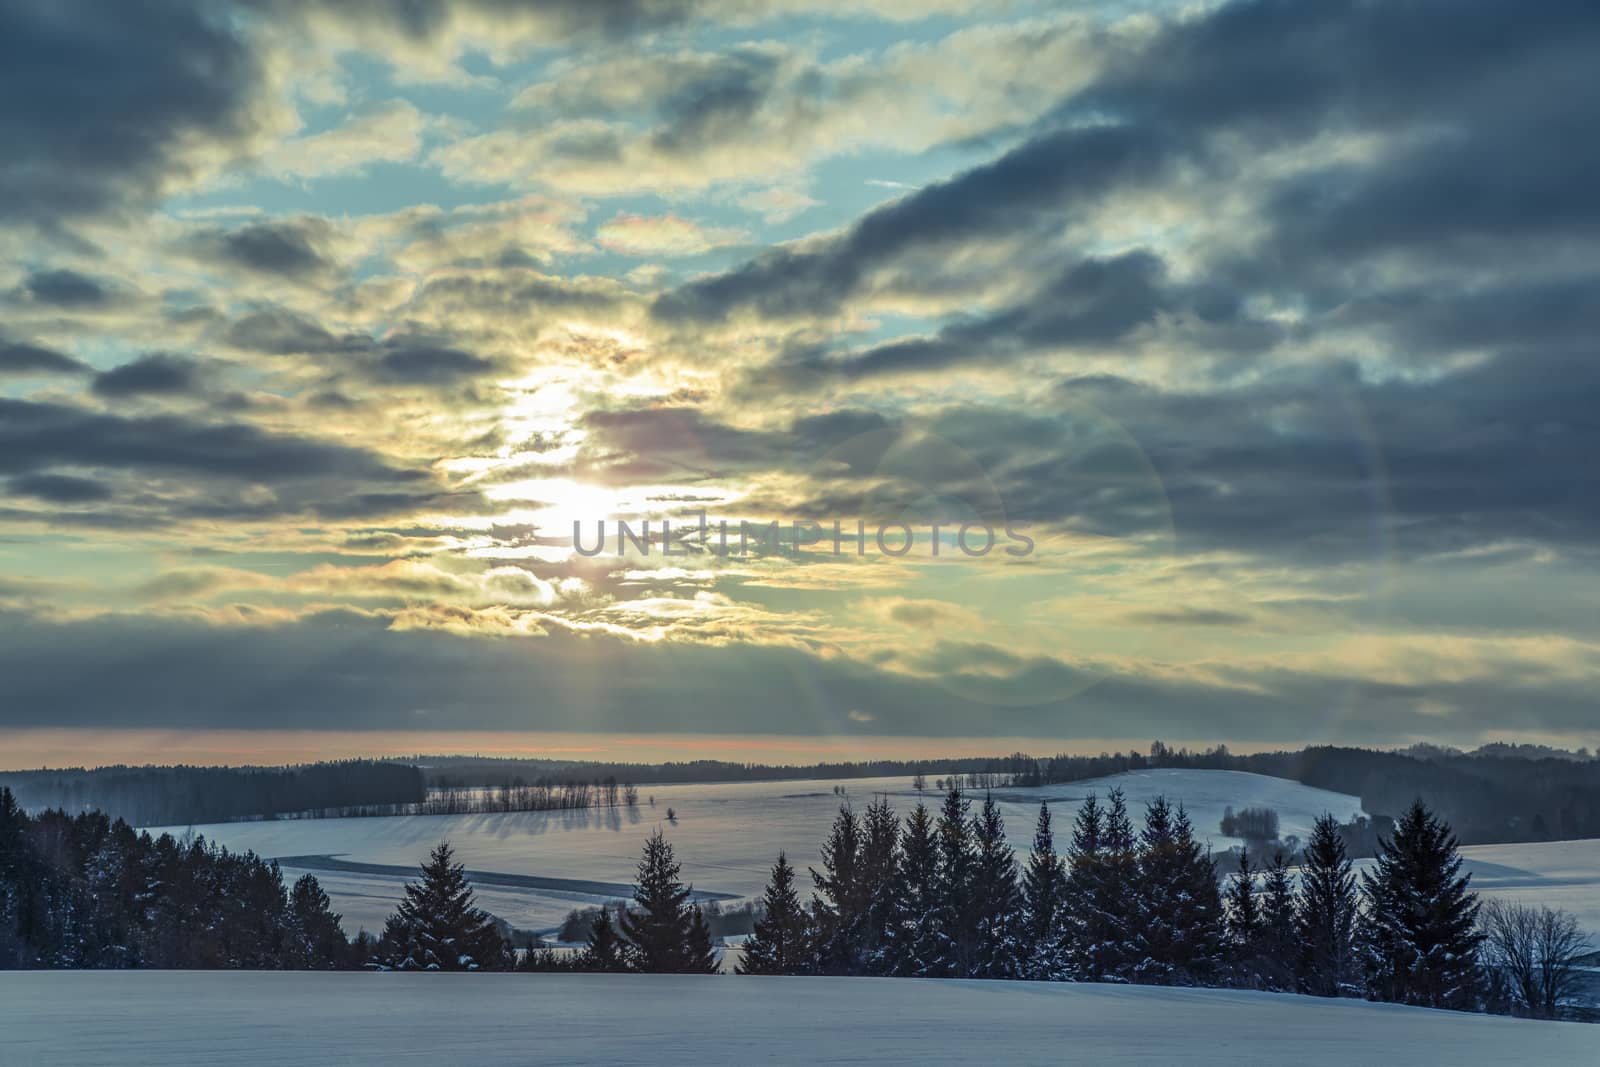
[0,728,1310,772]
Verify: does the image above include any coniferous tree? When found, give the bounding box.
[287,873,349,969]
[738,852,809,975]
[1256,851,1298,991]
[1130,798,1225,986]
[928,787,979,977]
[1361,799,1483,1009]
[1064,789,1138,981]
[971,794,1024,978]
[1297,813,1359,997]
[381,841,512,971]
[808,805,865,974]
[584,905,628,972]
[884,802,940,976]
[858,797,902,974]
[621,828,698,972]
[684,905,720,974]
[1225,849,1263,988]
[1021,801,1068,979]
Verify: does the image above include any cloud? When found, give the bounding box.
[263,100,431,179]
[0,0,278,229]
[6,472,113,504]
[184,217,340,280]
[595,213,744,257]
[20,269,114,308]
[91,354,205,399]
[0,339,87,376]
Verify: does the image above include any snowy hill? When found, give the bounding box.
[146,769,1366,935]
[4,972,1592,1065]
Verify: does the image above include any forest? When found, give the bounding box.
[4,783,1591,1022]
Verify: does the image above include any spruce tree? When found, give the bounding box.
[929,787,979,977]
[885,802,940,976]
[684,905,720,974]
[621,828,698,972]
[382,841,511,971]
[738,852,809,975]
[1361,799,1483,1009]
[584,904,628,972]
[808,805,865,974]
[287,873,348,969]
[971,793,1024,978]
[1257,851,1297,990]
[1064,789,1138,982]
[1021,801,1068,979]
[1297,813,1359,997]
[1225,849,1262,987]
[858,797,902,974]
[1130,798,1224,986]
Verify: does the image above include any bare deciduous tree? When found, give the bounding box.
[1480,899,1594,1019]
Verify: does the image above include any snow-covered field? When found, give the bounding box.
[147,769,1366,935]
[1455,841,1600,933]
[4,972,1593,1065]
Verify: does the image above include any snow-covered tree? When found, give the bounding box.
[971,794,1024,978]
[1361,799,1483,1009]
[1296,813,1359,997]
[1064,789,1138,981]
[928,787,979,977]
[381,841,512,971]
[883,802,940,976]
[1021,801,1068,979]
[1130,798,1225,986]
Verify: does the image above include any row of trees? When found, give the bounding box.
[736,790,1591,1019]
[0,762,426,827]
[0,788,362,969]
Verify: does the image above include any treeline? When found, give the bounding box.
[1013,742,1600,845]
[318,777,642,820]
[724,789,1593,1020]
[0,788,366,969]
[0,761,425,827]
[421,754,1046,790]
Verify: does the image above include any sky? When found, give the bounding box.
[1,0,1598,768]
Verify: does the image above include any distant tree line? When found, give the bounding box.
[8,742,1595,845]
[418,743,1600,846]
[0,788,366,969]
[0,761,425,827]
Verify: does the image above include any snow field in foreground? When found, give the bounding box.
[4,971,1593,1066]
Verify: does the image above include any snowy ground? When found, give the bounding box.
[1456,841,1600,934]
[146,769,1365,935]
[4,972,1593,1065]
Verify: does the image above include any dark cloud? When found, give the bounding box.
[186,218,338,279]
[21,268,112,308]
[91,354,203,398]
[0,608,1589,746]
[223,306,369,356]
[0,339,87,376]
[649,47,785,156]
[0,0,263,227]
[6,472,114,504]
[0,396,416,484]
[654,123,1171,323]
[375,339,499,384]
